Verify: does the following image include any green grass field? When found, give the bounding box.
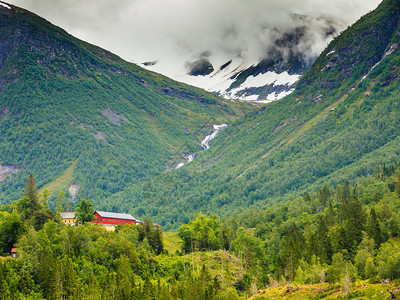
[163,231,183,254]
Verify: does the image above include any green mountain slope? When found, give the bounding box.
[120,0,400,229]
[0,3,247,204]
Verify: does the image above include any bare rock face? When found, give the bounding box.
[68,183,80,202]
[0,165,21,182]
[187,58,214,76]
[101,107,129,126]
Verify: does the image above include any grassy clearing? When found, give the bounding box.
[39,161,76,195]
[163,231,183,254]
[251,280,400,299]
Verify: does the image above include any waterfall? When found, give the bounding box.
[175,124,227,169]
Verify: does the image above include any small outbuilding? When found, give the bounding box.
[11,248,18,258]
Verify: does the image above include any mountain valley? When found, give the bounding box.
[1,0,400,299]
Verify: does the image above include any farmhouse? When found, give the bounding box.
[92,211,141,226]
[60,212,76,225]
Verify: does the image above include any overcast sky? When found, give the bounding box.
[5,0,381,73]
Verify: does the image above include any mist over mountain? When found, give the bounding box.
[144,13,344,103]
[7,0,381,102]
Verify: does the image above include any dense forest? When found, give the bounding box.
[1,160,400,299]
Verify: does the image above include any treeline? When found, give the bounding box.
[176,161,400,292]
[0,175,242,299]
[2,160,400,299]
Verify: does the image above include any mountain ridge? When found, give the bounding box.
[0,2,248,204]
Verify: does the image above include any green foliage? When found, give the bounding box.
[56,190,66,213]
[15,174,42,219]
[100,0,400,230]
[75,198,95,225]
[179,214,223,253]
[3,0,400,237]
[1,161,400,297]
[136,219,164,254]
[0,212,26,254]
[3,1,400,296]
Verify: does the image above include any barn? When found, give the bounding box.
[92,211,140,226]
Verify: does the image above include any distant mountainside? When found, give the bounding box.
[0,2,247,204]
[143,14,343,103]
[2,0,400,231]
[120,0,400,229]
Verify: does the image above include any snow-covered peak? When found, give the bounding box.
[144,55,302,104]
[141,14,343,104]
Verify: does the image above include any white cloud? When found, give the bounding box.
[7,0,381,75]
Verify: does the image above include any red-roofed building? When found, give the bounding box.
[11,248,18,258]
[91,211,141,226]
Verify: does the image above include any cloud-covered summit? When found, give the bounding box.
[7,0,380,64]
[7,0,381,101]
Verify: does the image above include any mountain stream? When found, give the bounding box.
[175,124,227,169]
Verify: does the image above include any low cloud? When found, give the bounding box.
[7,0,381,74]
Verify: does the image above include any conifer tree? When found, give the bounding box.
[56,190,66,213]
[366,208,385,247]
[24,174,40,206]
[18,174,41,219]
[75,198,95,225]
[281,222,304,280]
[316,216,332,263]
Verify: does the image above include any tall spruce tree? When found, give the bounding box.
[24,174,40,209]
[18,174,41,219]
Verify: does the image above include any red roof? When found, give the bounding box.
[11,248,17,253]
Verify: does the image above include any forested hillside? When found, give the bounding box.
[1,161,400,299]
[0,3,248,205]
[2,0,400,234]
[118,0,400,229]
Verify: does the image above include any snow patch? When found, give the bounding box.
[0,2,11,9]
[144,56,299,103]
[326,50,335,56]
[222,71,300,102]
[250,89,296,104]
[242,71,299,88]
